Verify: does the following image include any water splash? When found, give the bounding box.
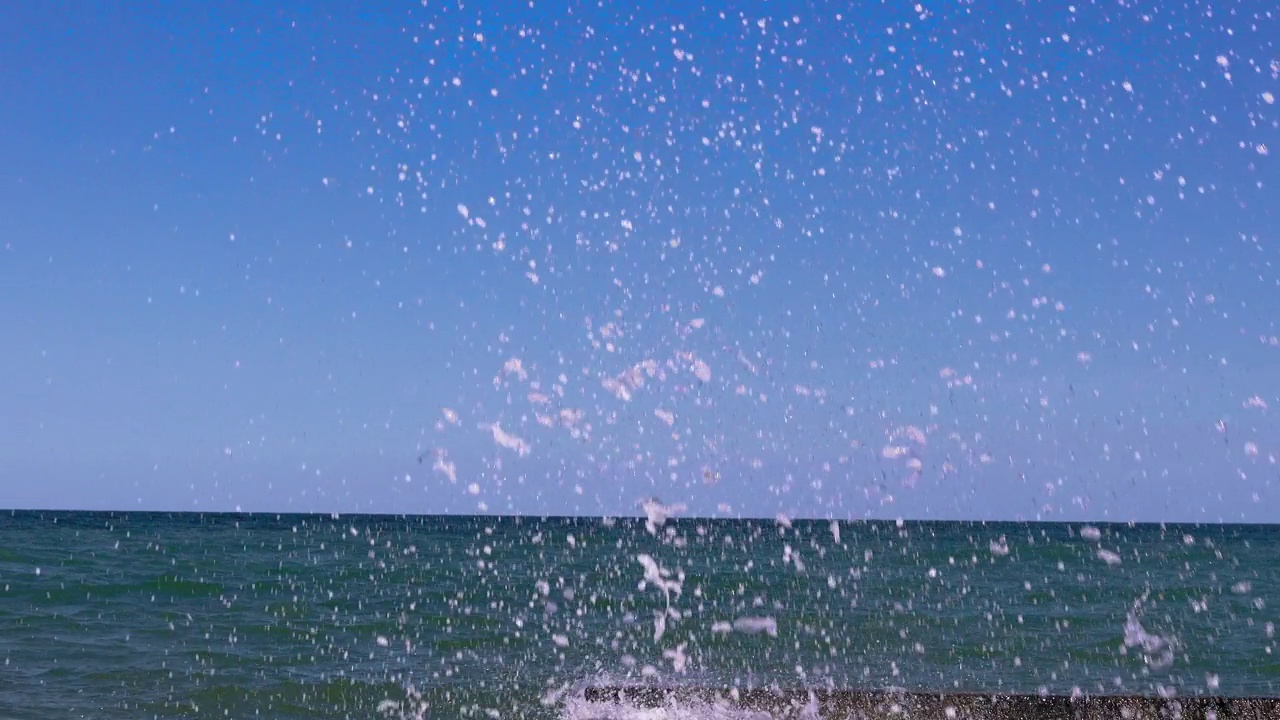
[1123,598,1176,672]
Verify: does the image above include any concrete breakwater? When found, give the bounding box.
[581,686,1279,719]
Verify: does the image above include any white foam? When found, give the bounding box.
[560,685,822,720]
[484,421,531,455]
[691,359,712,383]
[1124,600,1175,671]
[563,696,780,720]
[662,643,689,673]
[636,554,683,603]
[731,616,778,637]
[641,499,687,534]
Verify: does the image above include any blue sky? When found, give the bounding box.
[1,1,1276,521]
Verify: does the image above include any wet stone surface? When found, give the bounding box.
[582,687,1280,720]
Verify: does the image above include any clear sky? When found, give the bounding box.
[1,1,1276,521]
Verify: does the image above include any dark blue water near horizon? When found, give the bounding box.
[1,511,1277,719]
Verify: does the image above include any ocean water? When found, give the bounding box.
[0,511,1277,719]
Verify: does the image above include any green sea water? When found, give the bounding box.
[0,511,1276,719]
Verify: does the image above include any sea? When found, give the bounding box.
[0,511,1276,719]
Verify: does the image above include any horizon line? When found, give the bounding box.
[4,507,1278,528]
